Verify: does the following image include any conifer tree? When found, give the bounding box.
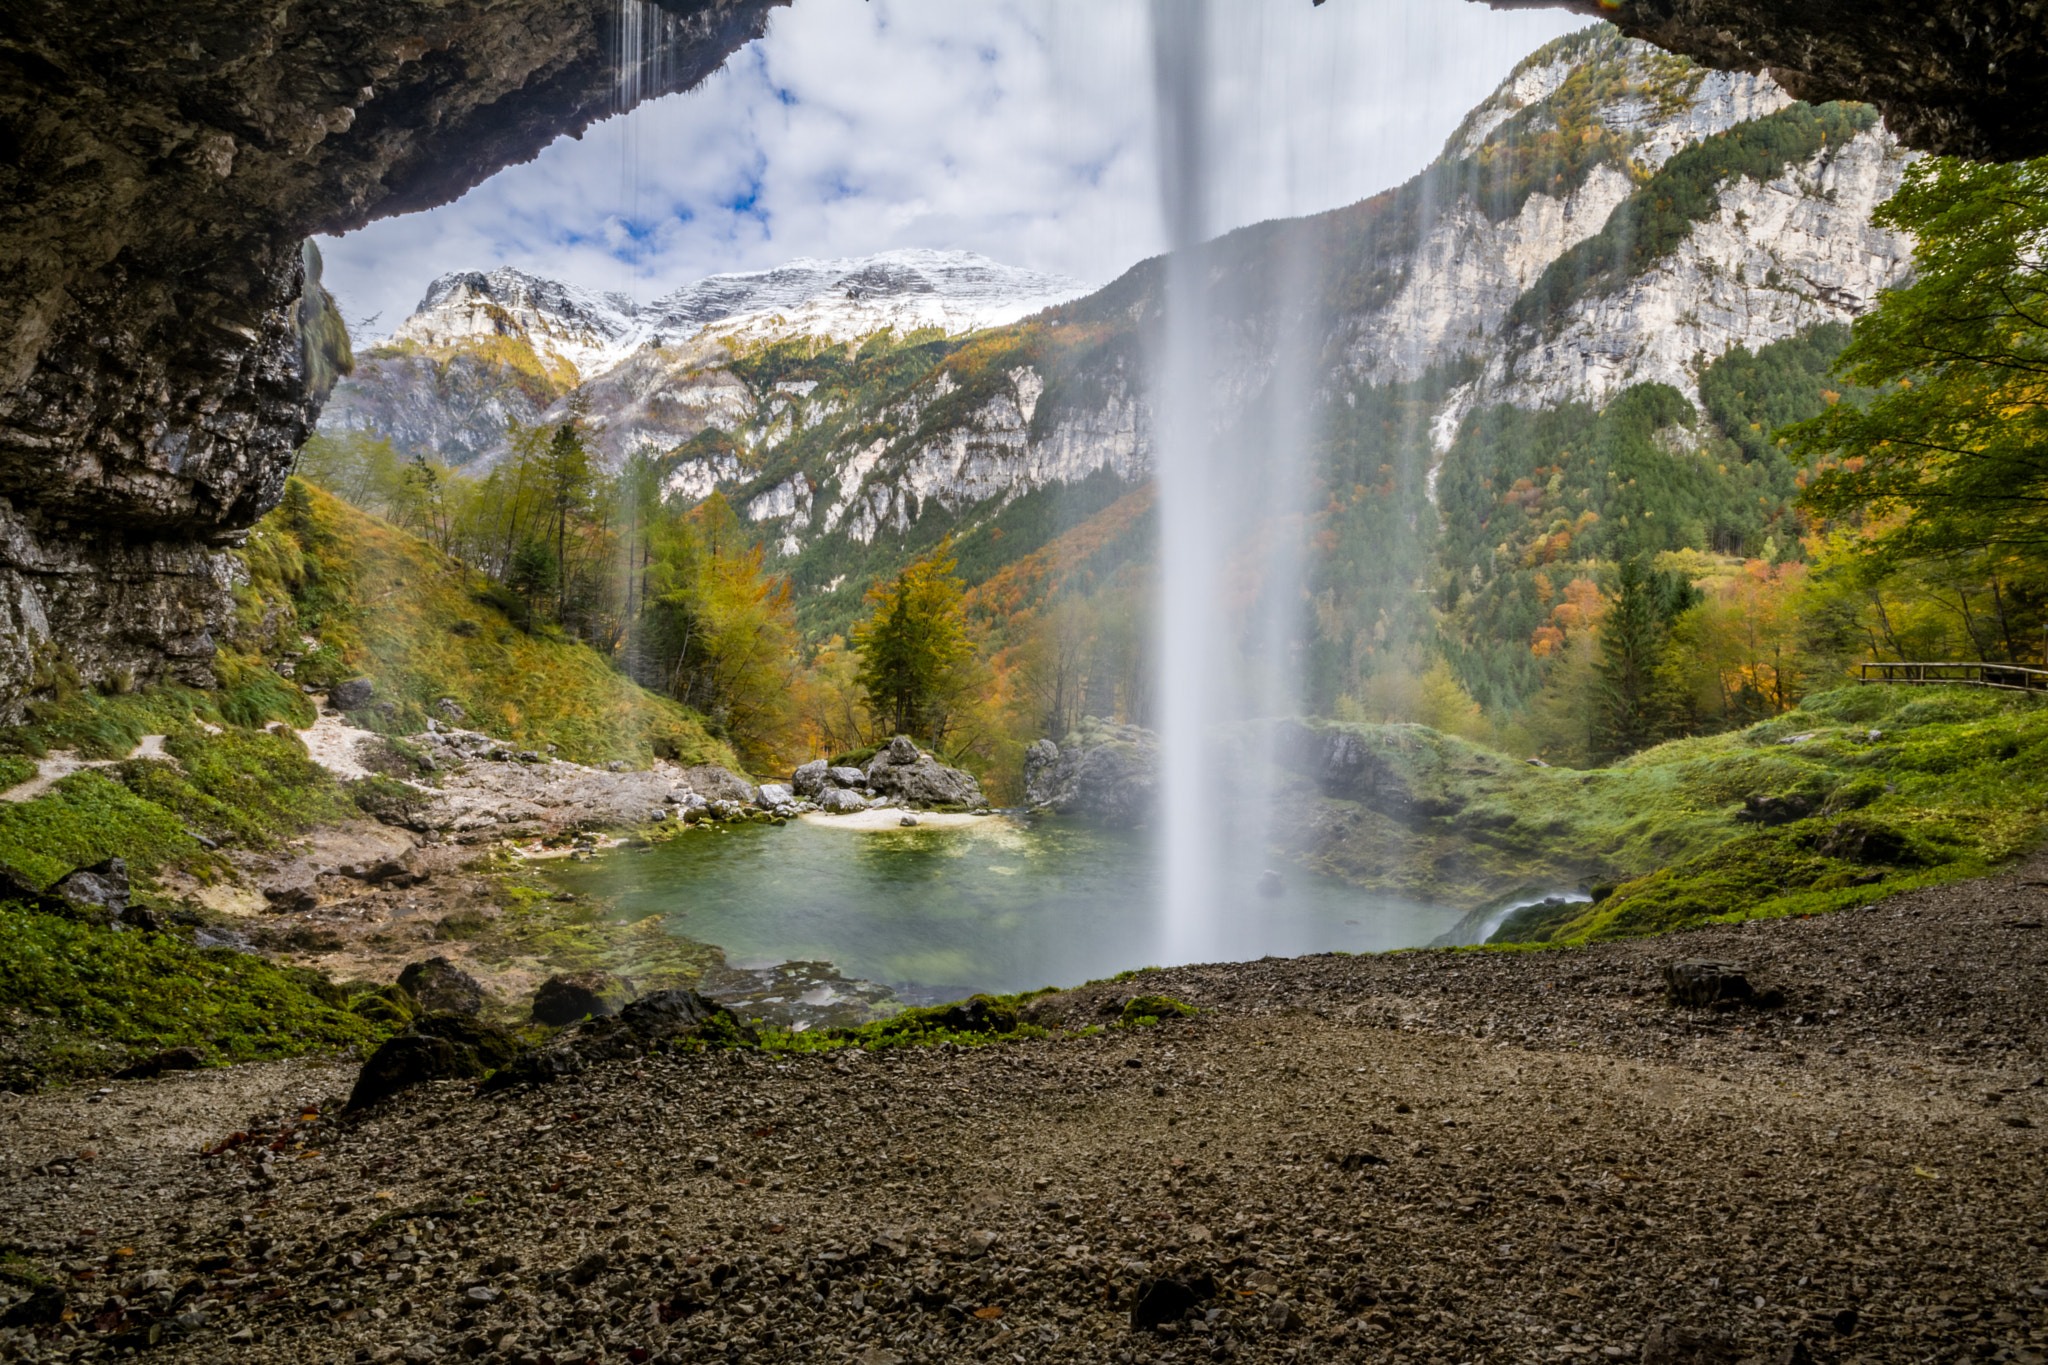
[852,545,975,745]
[1594,556,1699,760]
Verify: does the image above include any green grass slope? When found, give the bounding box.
[267,479,738,771]
[1296,684,2045,940]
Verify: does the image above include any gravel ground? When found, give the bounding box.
[3,852,2045,1365]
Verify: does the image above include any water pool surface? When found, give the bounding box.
[545,816,1466,999]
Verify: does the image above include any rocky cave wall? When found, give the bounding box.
[0,0,782,716]
[1471,0,2048,161]
[2,0,2045,716]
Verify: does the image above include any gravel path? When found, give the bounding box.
[2,853,2045,1364]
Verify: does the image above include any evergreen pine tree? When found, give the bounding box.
[1594,556,1666,760]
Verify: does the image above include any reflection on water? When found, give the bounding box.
[544,817,1466,999]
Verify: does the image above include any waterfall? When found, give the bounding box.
[1149,0,1226,965]
[1149,3,1334,966]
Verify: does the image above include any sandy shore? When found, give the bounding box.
[801,809,1004,832]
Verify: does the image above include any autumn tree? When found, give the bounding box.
[852,544,976,745]
[1786,154,2048,661]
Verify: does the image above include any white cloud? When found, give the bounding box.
[317,0,1587,337]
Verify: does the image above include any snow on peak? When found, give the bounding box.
[389,268,641,383]
[383,251,1091,383]
[632,248,1091,347]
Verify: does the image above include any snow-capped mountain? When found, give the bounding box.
[372,249,1087,385]
[386,270,639,384]
[324,249,1091,466]
[632,249,1092,348]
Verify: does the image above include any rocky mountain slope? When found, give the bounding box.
[322,29,1916,643]
[323,250,1090,469]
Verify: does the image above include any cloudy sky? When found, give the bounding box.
[317,0,1586,337]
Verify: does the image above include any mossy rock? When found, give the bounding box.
[349,983,417,1027]
[284,965,347,1009]
[412,1011,521,1070]
[1119,994,1195,1026]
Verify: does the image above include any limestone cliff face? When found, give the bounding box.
[0,0,780,714]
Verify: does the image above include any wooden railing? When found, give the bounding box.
[1856,661,2048,693]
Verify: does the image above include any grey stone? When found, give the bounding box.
[682,764,758,806]
[329,677,376,710]
[827,766,868,788]
[791,760,829,797]
[1023,720,1157,826]
[757,782,794,807]
[864,738,984,808]
[55,857,129,916]
[818,788,867,814]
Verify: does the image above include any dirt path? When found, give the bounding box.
[3,852,2045,1363]
[0,733,177,803]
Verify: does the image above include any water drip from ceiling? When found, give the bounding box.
[613,0,684,308]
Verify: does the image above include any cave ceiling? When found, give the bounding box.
[1458,0,2048,161]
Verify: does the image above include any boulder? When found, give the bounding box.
[1130,1272,1216,1332]
[396,957,486,1017]
[482,988,755,1091]
[329,677,376,710]
[757,782,795,808]
[864,736,984,808]
[818,787,867,814]
[346,1034,473,1110]
[349,983,418,1027]
[682,764,758,806]
[346,1012,521,1109]
[791,759,829,798]
[413,1011,520,1070]
[54,857,129,919]
[1023,720,1157,826]
[532,970,636,1026]
[827,765,868,789]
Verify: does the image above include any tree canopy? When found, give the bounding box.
[1789,155,2048,562]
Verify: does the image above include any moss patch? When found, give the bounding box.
[0,905,389,1088]
[1293,684,2048,925]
